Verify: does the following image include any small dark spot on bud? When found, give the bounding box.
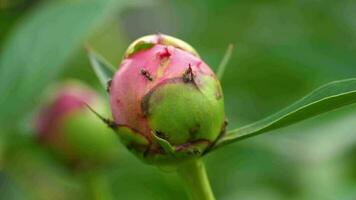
[193,149,200,154]
[182,64,194,83]
[189,124,200,138]
[187,149,200,155]
[105,119,118,130]
[215,86,222,100]
[155,130,167,139]
[221,119,228,134]
[140,68,153,81]
[106,80,112,93]
[224,118,229,127]
[217,118,228,139]
[158,47,171,59]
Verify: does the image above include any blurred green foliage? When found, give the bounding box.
[0,0,356,200]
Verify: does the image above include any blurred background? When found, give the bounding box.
[1,0,356,199]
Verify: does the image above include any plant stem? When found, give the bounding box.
[176,158,215,200]
[86,171,113,200]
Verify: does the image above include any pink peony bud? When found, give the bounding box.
[109,34,226,165]
[36,82,119,165]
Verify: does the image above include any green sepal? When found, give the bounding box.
[125,41,154,58]
[146,138,210,166]
[152,131,175,155]
[115,126,149,147]
[175,141,210,157]
[125,34,200,58]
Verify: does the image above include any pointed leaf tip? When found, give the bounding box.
[87,48,116,90]
[217,43,234,80]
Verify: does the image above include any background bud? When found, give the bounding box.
[109,34,225,165]
[36,81,119,166]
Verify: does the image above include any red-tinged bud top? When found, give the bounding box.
[36,82,119,165]
[109,34,226,165]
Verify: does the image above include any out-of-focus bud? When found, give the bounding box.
[36,81,119,166]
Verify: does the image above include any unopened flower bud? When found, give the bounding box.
[109,34,226,165]
[36,82,119,165]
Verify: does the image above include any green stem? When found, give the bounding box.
[85,171,113,200]
[176,159,215,200]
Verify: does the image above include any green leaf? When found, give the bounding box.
[213,78,356,150]
[216,44,234,80]
[0,0,127,127]
[87,47,116,89]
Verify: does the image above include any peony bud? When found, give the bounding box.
[109,34,226,165]
[36,82,119,166]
